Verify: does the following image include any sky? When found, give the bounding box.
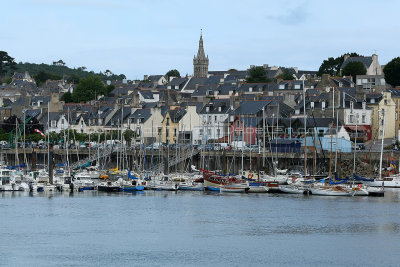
[2,0,400,79]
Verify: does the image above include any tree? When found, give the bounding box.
[61,92,74,103]
[0,51,16,78]
[342,61,366,82]
[279,69,295,80]
[166,69,181,78]
[384,57,400,87]
[246,66,270,83]
[105,84,115,96]
[33,71,62,86]
[72,75,106,102]
[104,69,113,77]
[317,52,361,76]
[68,74,80,84]
[53,59,66,66]
[2,115,21,133]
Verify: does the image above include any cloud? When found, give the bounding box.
[266,2,309,25]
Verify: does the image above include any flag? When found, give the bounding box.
[34,129,46,137]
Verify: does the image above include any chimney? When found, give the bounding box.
[143,75,148,81]
[344,54,350,62]
[372,53,378,63]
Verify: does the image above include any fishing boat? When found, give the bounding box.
[202,169,248,192]
[119,171,146,191]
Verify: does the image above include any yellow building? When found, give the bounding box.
[367,92,396,139]
[161,108,186,144]
[388,89,400,139]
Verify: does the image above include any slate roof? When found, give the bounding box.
[129,109,152,123]
[199,99,230,114]
[341,56,373,69]
[183,77,208,91]
[167,108,186,123]
[107,107,131,125]
[148,75,163,82]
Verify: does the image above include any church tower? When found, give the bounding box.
[193,30,209,78]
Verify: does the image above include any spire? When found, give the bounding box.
[197,29,206,59]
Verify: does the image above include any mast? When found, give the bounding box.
[47,102,50,172]
[23,109,27,170]
[352,112,358,186]
[303,79,307,178]
[15,117,19,166]
[151,120,154,175]
[379,109,386,181]
[262,107,265,168]
[67,110,70,176]
[329,121,333,177]
[334,109,339,173]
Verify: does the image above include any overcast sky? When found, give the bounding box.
[2,0,400,79]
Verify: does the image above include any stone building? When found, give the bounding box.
[193,31,209,78]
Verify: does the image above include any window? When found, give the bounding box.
[322,101,326,110]
[381,119,384,126]
[214,116,217,122]
[207,129,211,136]
[236,120,240,127]
[279,85,285,90]
[208,115,211,122]
[350,101,354,112]
[362,101,366,110]
[357,79,362,85]
[174,128,177,136]
[349,115,354,124]
[249,87,253,92]
[370,99,375,104]
[61,119,65,125]
[166,129,169,137]
[158,127,162,135]
[294,84,300,89]
[396,112,398,121]
[206,107,210,112]
[166,118,170,126]
[200,129,203,136]
[384,99,388,105]
[362,115,366,123]
[218,107,222,112]
[217,129,221,136]
[311,102,314,110]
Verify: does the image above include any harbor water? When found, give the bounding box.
[1,190,400,266]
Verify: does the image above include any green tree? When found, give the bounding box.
[68,74,80,84]
[123,129,136,146]
[72,75,106,102]
[33,71,62,86]
[61,92,74,103]
[246,66,270,83]
[383,57,400,87]
[279,69,295,80]
[342,61,366,82]
[166,69,181,78]
[0,51,16,78]
[105,84,115,96]
[317,52,361,76]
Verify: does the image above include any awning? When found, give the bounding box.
[345,125,369,132]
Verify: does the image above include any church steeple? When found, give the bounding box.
[193,29,209,78]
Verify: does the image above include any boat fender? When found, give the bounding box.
[357,184,362,189]
[292,177,296,182]
[248,174,253,179]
